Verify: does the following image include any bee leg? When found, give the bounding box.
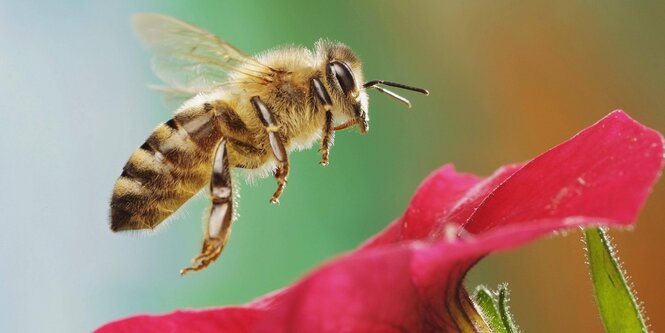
[250,96,290,204]
[311,77,334,165]
[320,111,334,166]
[270,161,289,204]
[333,119,360,131]
[181,139,233,275]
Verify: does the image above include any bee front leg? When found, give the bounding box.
[311,77,334,166]
[181,139,233,275]
[250,96,290,204]
[320,111,333,165]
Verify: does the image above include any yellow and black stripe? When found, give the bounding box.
[110,102,237,231]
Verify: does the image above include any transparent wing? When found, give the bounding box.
[132,13,273,92]
[148,85,200,109]
[148,81,248,110]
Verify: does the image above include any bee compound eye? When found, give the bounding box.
[328,61,357,95]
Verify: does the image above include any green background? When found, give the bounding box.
[1,1,663,332]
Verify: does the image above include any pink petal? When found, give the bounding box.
[361,163,525,248]
[397,165,481,242]
[253,247,423,333]
[96,308,263,333]
[360,165,481,249]
[252,217,623,333]
[464,110,664,234]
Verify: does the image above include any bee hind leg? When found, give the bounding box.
[181,139,234,275]
[250,96,290,204]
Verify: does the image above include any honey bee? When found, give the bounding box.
[110,13,428,275]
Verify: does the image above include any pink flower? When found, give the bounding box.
[97,111,664,333]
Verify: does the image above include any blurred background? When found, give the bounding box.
[1,1,663,332]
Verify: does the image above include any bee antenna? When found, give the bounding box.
[363,80,430,95]
[363,80,429,109]
[374,86,412,108]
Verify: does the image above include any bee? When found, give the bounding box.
[110,13,428,275]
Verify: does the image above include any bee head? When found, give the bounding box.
[316,40,370,133]
[316,39,429,134]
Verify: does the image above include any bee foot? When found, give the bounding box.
[270,180,286,205]
[180,238,223,276]
[318,147,330,166]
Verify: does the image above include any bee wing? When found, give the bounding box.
[148,85,200,109]
[148,82,241,110]
[132,13,272,92]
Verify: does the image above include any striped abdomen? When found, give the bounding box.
[110,102,230,231]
